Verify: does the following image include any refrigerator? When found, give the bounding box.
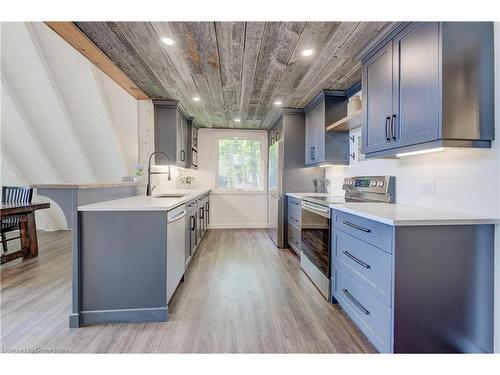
[268,141,283,246]
[267,109,324,248]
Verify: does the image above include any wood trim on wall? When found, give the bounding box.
[44,22,149,100]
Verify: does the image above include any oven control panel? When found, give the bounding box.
[343,176,395,203]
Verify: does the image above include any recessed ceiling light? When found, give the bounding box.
[192,96,201,102]
[302,49,314,57]
[274,101,282,106]
[161,37,174,46]
[234,118,241,122]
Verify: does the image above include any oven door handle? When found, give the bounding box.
[302,201,330,217]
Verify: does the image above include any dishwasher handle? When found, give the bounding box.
[167,210,186,224]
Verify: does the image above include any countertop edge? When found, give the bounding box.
[77,189,211,212]
[32,183,145,189]
[331,205,500,226]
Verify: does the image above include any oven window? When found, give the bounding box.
[301,210,330,276]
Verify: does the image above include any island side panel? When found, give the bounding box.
[77,210,168,326]
[35,185,144,328]
[393,224,494,353]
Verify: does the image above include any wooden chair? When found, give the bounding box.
[1,186,33,253]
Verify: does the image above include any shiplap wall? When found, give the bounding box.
[325,22,500,352]
[0,22,140,230]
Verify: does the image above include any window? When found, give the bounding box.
[215,133,266,192]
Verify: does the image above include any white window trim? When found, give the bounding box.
[212,129,268,195]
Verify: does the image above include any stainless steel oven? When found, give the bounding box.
[298,176,396,300]
[300,200,331,298]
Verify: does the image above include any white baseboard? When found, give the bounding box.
[208,223,270,229]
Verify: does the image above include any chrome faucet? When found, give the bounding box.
[146,151,171,196]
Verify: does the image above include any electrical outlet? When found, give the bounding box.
[420,180,436,195]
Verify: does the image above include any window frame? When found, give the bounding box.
[213,130,268,195]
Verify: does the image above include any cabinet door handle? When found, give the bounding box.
[199,207,204,218]
[343,251,371,269]
[385,116,391,142]
[342,220,371,233]
[391,114,397,140]
[181,149,186,161]
[190,216,195,230]
[342,289,370,316]
[311,146,315,160]
[276,131,279,140]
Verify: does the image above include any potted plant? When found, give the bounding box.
[133,164,144,182]
[178,175,195,189]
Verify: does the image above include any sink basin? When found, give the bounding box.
[153,194,187,198]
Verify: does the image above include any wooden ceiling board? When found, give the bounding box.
[74,22,391,129]
[247,22,306,128]
[75,22,168,99]
[238,22,266,129]
[214,22,246,128]
[168,22,227,128]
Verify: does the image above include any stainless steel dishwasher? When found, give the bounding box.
[166,204,186,303]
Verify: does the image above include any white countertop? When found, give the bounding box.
[331,202,500,226]
[32,182,144,189]
[78,189,210,212]
[286,193,499,226]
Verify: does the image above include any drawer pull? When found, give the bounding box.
[342,288,370,316]
[343,251,371,269]
[342,220,371,233]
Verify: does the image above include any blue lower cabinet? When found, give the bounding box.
[333,265,392,353]
[333,228,392,306]
[331,209,495,353]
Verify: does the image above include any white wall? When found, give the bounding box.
[0,22,140,230]
[326,22,500,352]
[152,128,269,228]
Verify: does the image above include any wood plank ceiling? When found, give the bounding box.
[75,22,389,129]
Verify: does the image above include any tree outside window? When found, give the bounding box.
[217,139,262,190]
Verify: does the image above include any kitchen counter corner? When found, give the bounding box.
[330,202,500,226]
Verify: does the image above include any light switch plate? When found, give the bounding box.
[420,180,436,195]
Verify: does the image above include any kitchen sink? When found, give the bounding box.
[153,194,187,198]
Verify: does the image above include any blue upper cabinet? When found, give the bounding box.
[393,22,440,148]
[304,90,350,167]
[360,22,494,158]
[363,41,394,154]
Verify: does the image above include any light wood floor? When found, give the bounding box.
[1,229,374,353]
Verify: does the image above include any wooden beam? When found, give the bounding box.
[44,22,149,100]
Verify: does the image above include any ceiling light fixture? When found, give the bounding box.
[161,37,174,46]
[302,49,314,57]
[192,96,201,102]
[234,118,241,122]
[274,101,282,106]
[396,147,446,158]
